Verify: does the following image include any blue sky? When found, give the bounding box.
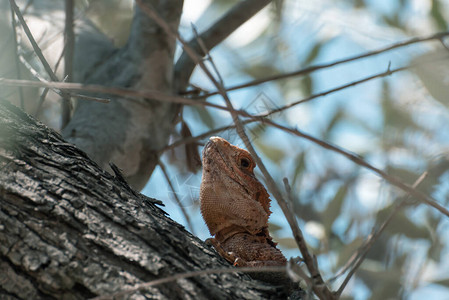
[143,1,449,298]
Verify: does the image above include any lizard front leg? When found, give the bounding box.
[206,238,242,266]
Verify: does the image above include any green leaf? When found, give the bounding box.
[268,221,283,233]
[381,80,419,132]
[275,237,298,249]
[322,184,348,230]
[431,0,448,31]
[241,64,279,79]
[248,123,267,141]
[291,152,305,186]
[413,50,449,108]
[254,141,285,164]
[335,237,365,269]
[434,278,449,287]
[301,75,313,95]
[323,108,344,139]
[190,106,215,129]
[357,257,405,299]
[303,42,324,65]
[376,205,429,239]
[382,13,401,29]
[293,201,321,223]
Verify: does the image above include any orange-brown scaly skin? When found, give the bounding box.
[200,137,287,267]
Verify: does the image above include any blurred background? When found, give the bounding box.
[1,0,449,299]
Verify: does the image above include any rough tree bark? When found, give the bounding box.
[62,0,184,190]
[0,99,289,299]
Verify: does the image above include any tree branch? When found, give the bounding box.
[173,0,272,92]
[9,3,25,109]
[2,58,448,218]
[196,31,449,97]
[9,0,63,87]
[9,0,72,127]
[93,266,286,300]
[335,172,428,297]
[62,0,75,128]
[136,1,335,299]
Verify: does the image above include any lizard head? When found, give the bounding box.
[203,136,255,174]
[200,136,272,236]
[203,136,265,199]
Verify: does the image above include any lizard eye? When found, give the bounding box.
[239,157,251,169]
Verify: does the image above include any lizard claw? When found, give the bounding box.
[233,257,247,267]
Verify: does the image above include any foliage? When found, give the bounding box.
[2,0,449,299]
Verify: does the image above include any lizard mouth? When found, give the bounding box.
[202,139,215,158]
[202,136,228,158]
[203,137,254,195]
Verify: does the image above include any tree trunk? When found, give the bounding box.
[0,100,288,299]
[62,0,184,190]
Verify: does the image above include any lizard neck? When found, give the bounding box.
[215,225,249,243]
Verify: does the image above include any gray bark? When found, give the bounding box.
[0,99,288,299]
[62,0,184,190]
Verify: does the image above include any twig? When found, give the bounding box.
[9,0,60,83]
[9,3,25,109]
[90,265,286,300]
[283,178,322,288]
[191,24,224,85]
[261,63,403,118]
[196,31,449,98]
[261,118,449,217]
[439,38,449,52]
[136,2,335,299]
[173,0,272,91]
[335,172,428,297]
[62,0,75,128]
[169,23,449,299]
[1,52,444,114]
[2,74,449,219]
[6,63,110,105]
[259,55,449,118]
[0,78,219,106]
[2,64,448,218]
[160,119,257,153]
[34,88,50,117]
[157,159,195,234]
[9,0,72,117]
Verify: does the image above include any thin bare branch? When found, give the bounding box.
[9,0,60,82]
[160,119,257,153]
[335,172,428,297]
[262,64,401,117]
[174,0,272,91]
[0,78,216,106]
[62,0,75,128]
[9,3,25,109]
[136,2,335,299]
[2,68,447,219]
[157,159,195,234]
[196,31,449,98]
[91,265,286,300]
[261,118,449,217]
[1,53,444,115]
[9,0,72,121]
[260,56,449,118]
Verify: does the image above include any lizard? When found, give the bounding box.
[199,136,287,267]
